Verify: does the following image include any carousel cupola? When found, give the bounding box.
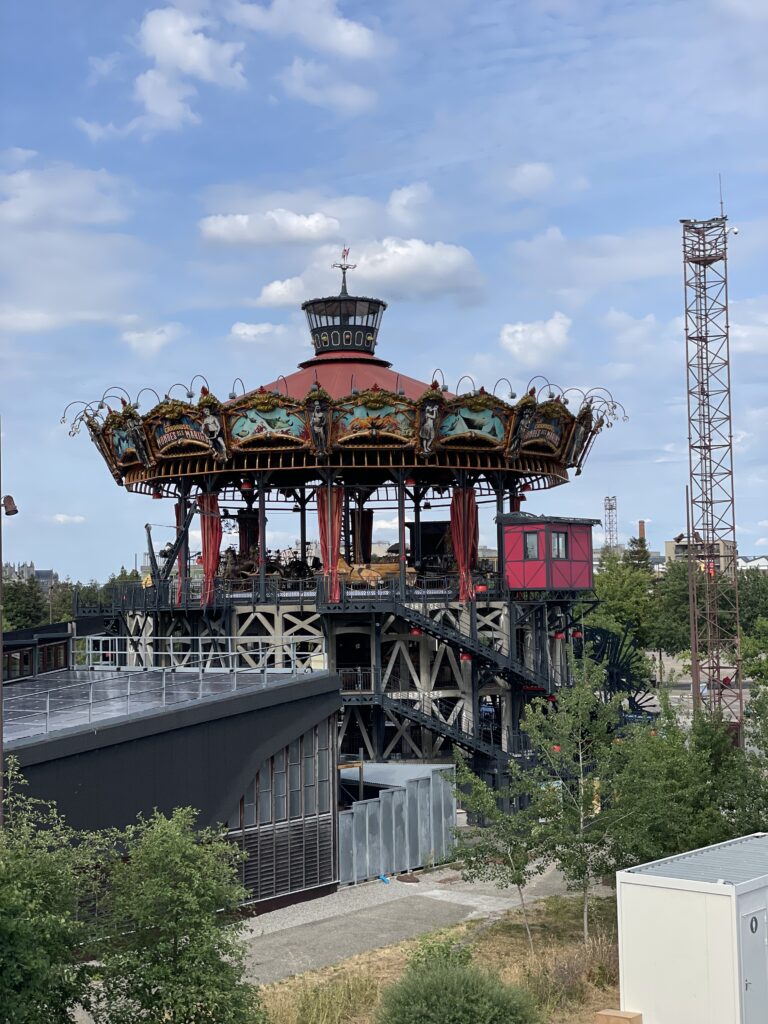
[301,249,387,357]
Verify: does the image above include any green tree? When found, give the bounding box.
[522,655,618,941]
[93,807,265,1024]
[623,535,652,573]
[738,569,768,634]
[0,760,100,1024]
[589,550,654,648]
[453,757,544,951]
[742,617,768,688]
[604,702,742,868]
[3,577,48,629]
[48,579,76,623]
[646,560,691,657]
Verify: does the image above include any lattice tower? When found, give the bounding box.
[682,215,742,734]
[604,496,618,552]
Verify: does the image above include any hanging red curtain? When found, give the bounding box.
[352,506,374,563]
[174,500,186,607]
[316,485,343,601]
[450,487,478,602]
[198,493,222,605]
[360,508,374,563]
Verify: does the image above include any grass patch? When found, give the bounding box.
[259,896,619,1024]
[264,972,379,1024]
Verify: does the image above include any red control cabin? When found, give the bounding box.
[500,513,598,591]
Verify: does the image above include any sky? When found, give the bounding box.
[1,0,767,581]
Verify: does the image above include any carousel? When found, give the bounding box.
[65,254,624,769]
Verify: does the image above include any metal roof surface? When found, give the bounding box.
[626,833,768,885]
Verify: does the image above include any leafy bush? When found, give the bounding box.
[377,963,540,1024]
[407,934,472,971]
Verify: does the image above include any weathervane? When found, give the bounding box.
[332,247,356,295]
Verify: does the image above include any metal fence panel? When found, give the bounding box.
[339,766,455,884]
[339,812,354,883]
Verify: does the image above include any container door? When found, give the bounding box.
[740,907,768,1022]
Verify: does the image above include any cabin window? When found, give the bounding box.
[551,531,568,560]
[523,532,539,560]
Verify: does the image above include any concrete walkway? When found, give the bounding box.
[242,864,570,984]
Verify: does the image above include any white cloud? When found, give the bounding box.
[230,321,287,341]
[134,69,199,129]
[0,307,135,333]
[122,322,183,356]
[254,276,307,308]
[716,0,768,19]
[279,58,375,115]
[227,0,379,58]
[200,208,340,245]
[730,297,768,354]
[506,162,555,199]
[386,183,432,228]
[139,7,245,88]
[0,147,37,167]
[87,53,120,83]
[498,311,571,366]
[756,538,768,548]
[373,517,399,533]
[254,237,480,307]
[80,6,245,138]
[52,514,86,525]
[0,164,129,225]
[511,225,679,299]
[347,237,479,299]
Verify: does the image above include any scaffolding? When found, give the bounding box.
[604,496,618,552]
[682,215,742,734]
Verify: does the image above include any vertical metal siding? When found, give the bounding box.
[338,767,456,884]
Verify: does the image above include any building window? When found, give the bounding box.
[523,532,539,560]
[288,738,302,819]
[551,531,568,559]
[258,761,272,825]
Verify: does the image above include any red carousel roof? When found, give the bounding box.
[259,350,447,402]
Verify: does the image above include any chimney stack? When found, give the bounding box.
[638,519,646,541]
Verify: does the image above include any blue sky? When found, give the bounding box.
[1,0,767,581]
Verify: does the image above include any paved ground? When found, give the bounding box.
[242,863,576,984]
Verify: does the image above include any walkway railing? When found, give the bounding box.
[4,640,328,743]
[75,633,326,673]
[74,572,507,616]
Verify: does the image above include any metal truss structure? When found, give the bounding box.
[603,496,618,552]
[682,215,742,732]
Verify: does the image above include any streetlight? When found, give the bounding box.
[0,420,19,827]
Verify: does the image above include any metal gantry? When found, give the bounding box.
[604,496,619,552]
[681,215,742,732]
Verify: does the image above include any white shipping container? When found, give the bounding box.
[616,833,768,1024]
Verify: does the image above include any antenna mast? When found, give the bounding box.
[681,214,742,737]
[604,496,618,552]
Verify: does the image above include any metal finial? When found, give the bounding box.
[332,246,356,296]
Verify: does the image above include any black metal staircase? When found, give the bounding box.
[392,598,550,693]
[344,691,516,762]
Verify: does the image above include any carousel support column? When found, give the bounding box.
[372,614,385,759]
[417,625,433,755]
[257,479,267,604]
[397,471,407,602]
[413,486,422,569]
[495,477,506,583]
[298,489,307,567]
[343,488,351,564]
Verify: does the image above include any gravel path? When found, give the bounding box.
[243,863,580,984]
